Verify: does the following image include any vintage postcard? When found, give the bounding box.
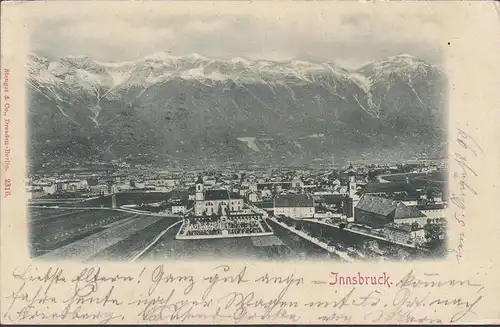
[1,0,499,324]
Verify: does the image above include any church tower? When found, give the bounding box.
[347,165,357,199]
[347,164,359,222]
[195,176,204,201]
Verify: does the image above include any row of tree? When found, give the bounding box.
[276,216,339,246]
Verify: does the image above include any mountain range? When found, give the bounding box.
[26,52,447,170]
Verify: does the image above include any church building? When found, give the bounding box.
[194,176,244,216]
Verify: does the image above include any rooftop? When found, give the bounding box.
[170,190,189,201]
[204,189,229,200]
[417,203,446,210]
[229,192,243,199]
[356,195,425,218]
[262,198,274,209]
[257,182,292,190]
[394,204,426,219]
[322,194,349,204]
[362,182,417,195]
[356,195,398,216]
[274,194,314,208]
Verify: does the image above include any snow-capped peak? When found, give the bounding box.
[230,57,251,64]
[64,54,92,60]
[184,53,208,61]
[143,51,177,62]
[359,53,441,87]
[369,54,435,72]
[26,51,441,99]
[25,50,444,140]
[388,53,418,60]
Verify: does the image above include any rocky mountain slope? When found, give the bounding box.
[26,52,446,169]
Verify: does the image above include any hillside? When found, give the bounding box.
[26,52,447,170]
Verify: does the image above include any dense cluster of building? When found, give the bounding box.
[27,160,447,246]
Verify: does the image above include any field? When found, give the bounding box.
[29,207,133,256]
[87,219,181,261]
[30,208,344,261]
[380,171,447,183]
[29,207,180,261]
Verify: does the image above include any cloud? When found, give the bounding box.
[27,2,443,67]
[183,19,228,35]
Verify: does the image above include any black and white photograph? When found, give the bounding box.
[26,5,448,262]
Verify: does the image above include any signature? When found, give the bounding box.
[448,128,483,263]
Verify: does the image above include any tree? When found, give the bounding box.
[425,222,442,240]
[367,171,377,181]
[423,221,444,249]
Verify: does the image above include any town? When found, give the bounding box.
[27,159,448,262]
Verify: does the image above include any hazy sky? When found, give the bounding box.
[29,2,443,69]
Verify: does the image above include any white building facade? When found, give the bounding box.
[274,194,315,219]
[172,205,187,214]
[194,177,244,216]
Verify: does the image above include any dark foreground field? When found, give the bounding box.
[29,207,338,262]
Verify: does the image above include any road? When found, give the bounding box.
[267,220,337,260]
